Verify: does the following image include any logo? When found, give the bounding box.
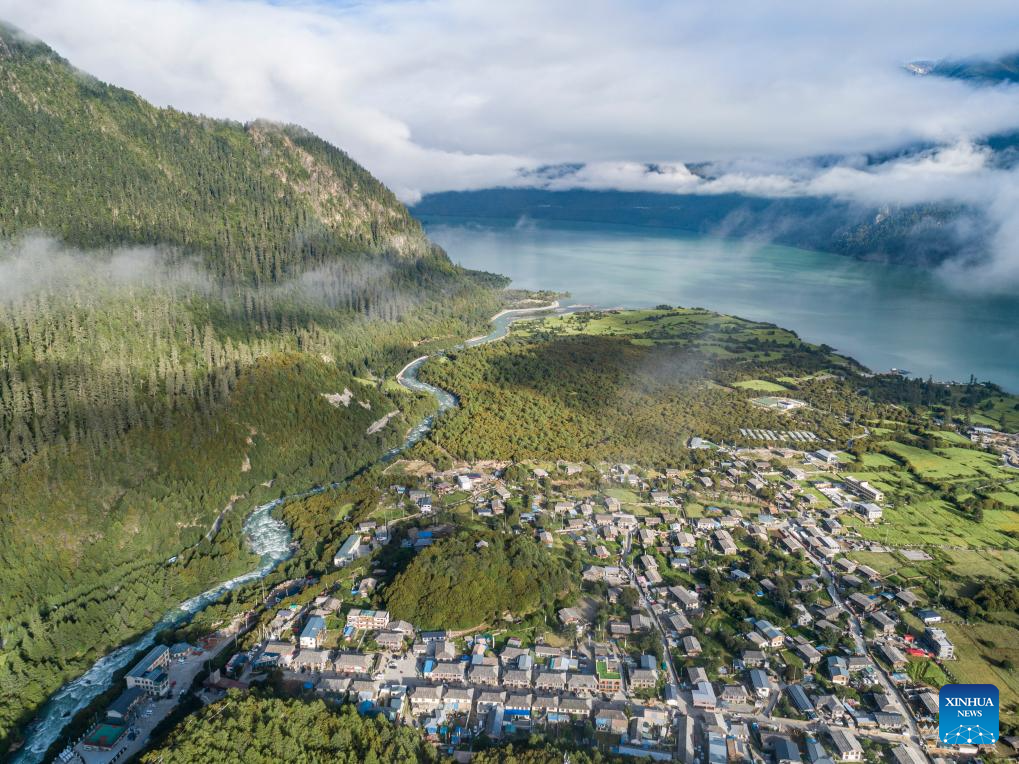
[939,684,999,746]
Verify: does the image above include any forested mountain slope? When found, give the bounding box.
[0,22,505,754]
[0,21,439,281]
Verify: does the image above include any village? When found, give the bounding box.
[64,424,1019,764]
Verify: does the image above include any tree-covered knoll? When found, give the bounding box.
[383,532,575,631]
[140,694,437,764]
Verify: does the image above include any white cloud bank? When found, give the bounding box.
[4,0,1019,283]
[3,0,1019,196]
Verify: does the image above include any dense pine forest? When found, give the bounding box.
[0,22,507,753]
[0,22,442,280]
[140,695,438,763]
[139,694,620,763]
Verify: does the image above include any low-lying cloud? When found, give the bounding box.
[0,235,207,303]
[0,235,430,327]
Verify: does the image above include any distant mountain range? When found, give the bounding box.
[911,52,1019,85]
[415,50,1019,269]
[414,188,985,268]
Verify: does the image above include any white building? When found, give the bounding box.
[333,532,362,566]
[844,476,883,503]
[125,645,170,694]
[857,503,882,522]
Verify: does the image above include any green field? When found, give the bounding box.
[683,503,705,518]
[984,509,1019,535]
[943,549,1019,581]
[734,379,789,392]
[883,442,980,480]
[907,657,951,688]
[848,551,903,577]
[988,489,1019,508]
[941,622,1019,725]
[605,487,644,506]
[927,429,974,446]
[939,447,1014,478]
[858,452,900,469]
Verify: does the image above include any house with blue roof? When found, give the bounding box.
[826,656,849,685]
[300,615,326,649]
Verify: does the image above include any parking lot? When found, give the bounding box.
[73,645,220,764]
[381,652,420,686]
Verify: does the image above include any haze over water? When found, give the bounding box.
[424,217,1019,392]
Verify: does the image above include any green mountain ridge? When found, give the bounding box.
[0,21,438,282]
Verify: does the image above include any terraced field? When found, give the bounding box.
[944,549,1019,580]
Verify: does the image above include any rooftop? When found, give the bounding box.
[595,659,620,680]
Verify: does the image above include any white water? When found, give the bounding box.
[13,303,563,763]
[10,494,304,764]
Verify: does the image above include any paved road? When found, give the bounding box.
[746,713,914,746]
[796,528,929,762]
[618,531,688,714]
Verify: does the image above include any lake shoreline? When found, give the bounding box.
[423,216,1019,393]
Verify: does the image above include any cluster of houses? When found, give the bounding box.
[69,411,1018,764]
[253,620,684,748]
[187,449,973,763]
[968,425,1019,469]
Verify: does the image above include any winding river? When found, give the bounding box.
[12,304,561,764]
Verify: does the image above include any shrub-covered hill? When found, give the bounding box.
[418,307,864,465]
[0,21,439,282]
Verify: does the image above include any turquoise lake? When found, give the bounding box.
[422,216,1019,392]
